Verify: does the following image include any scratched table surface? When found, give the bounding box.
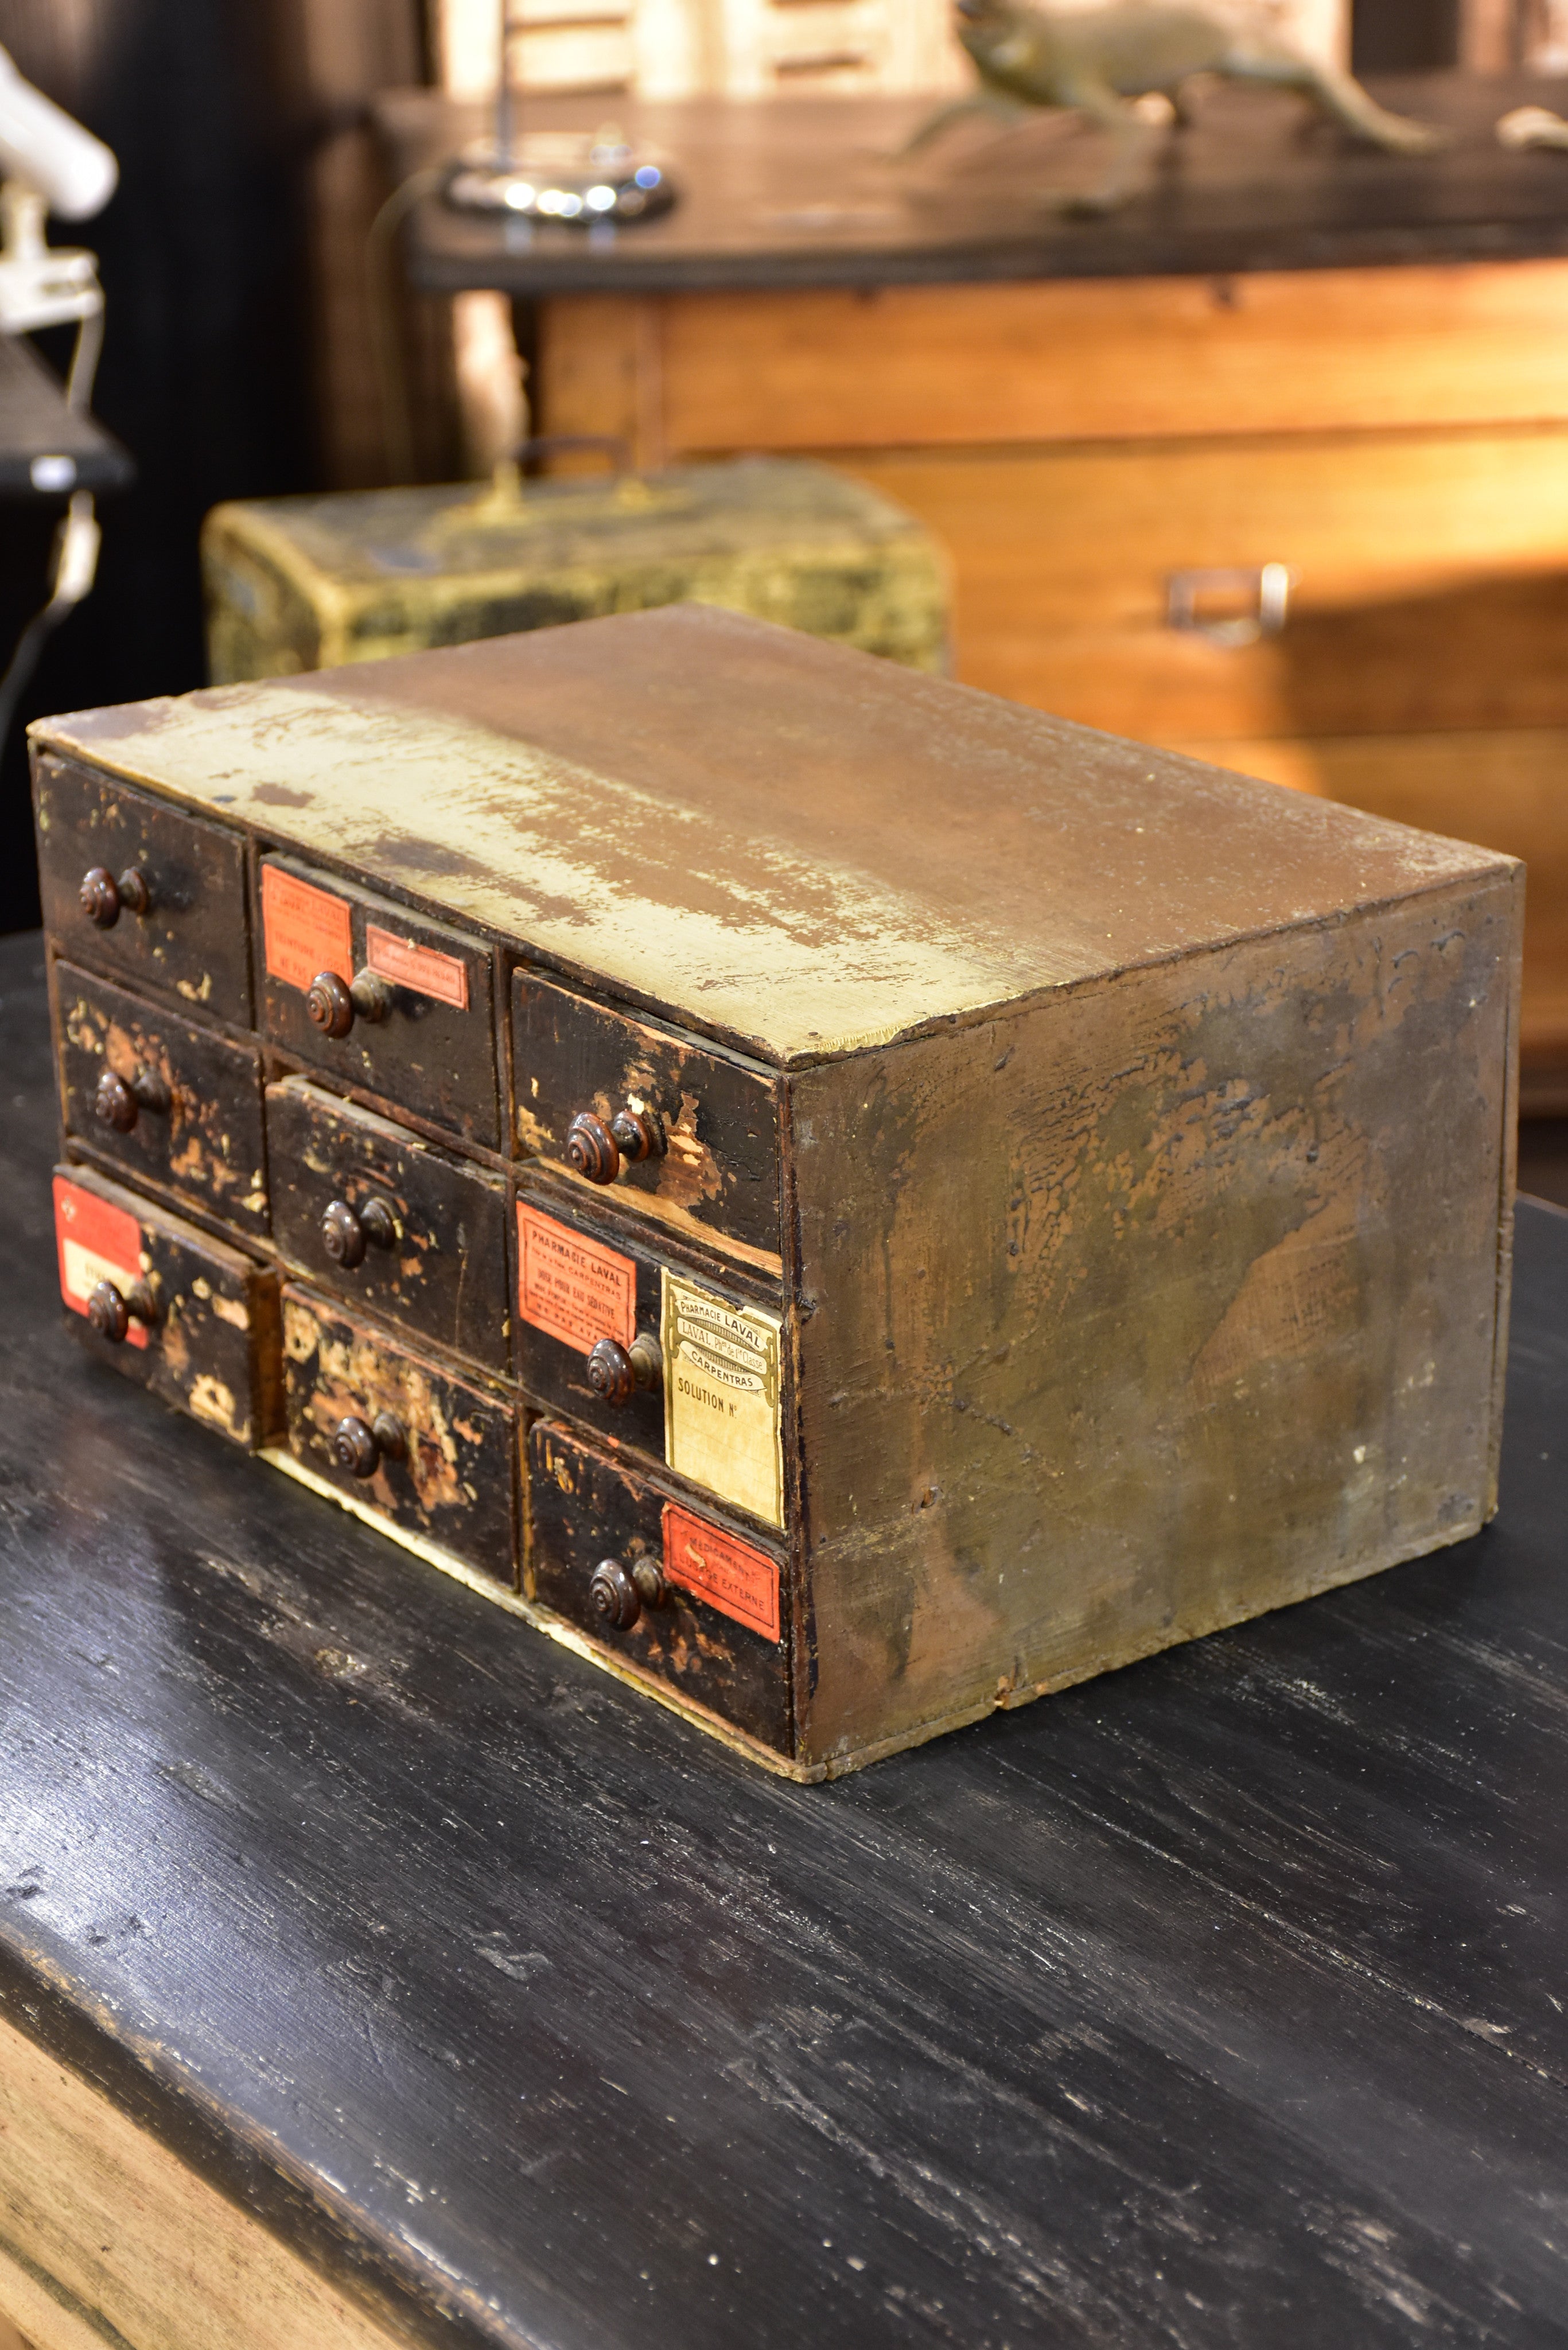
[376,71,1568,295]
[2,922,1566,2350]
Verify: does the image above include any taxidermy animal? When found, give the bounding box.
[904,0,1447,213]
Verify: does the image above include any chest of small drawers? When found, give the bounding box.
[32,605,1520,1777]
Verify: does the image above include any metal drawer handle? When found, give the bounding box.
[1166,563,1293,649]
[332,1410,407,1479]
[587,1331,663,1407]
[589,1554,667,1632]
[306,967,394,1038]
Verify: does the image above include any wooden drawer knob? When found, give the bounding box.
[94,1063,171,1132]
[321,1196,398,1268]
[306,968,394,1038]
[586,1331,663,1407]
[79,865,151,928]
[331,1410,407,1479]
[566,1106,666,1185]
[589,1554,667,1631]
[87,1276,156,1342]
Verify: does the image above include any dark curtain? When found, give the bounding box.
[0,0,316,931]
[1352,0,1463,72]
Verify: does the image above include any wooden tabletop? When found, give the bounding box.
[376,71,1568,295]
[2,920,1566,2348]
[0,335,133,497]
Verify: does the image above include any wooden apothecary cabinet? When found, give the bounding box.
[33,607,1519,1776]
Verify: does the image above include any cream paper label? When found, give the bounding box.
[661,1269,784,1531]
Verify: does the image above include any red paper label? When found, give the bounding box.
[516,1202,636,1355]
[663,1504,780,1643]
[54,1174,149,1349]
[262,865,352,993]
[365,924,469,1011]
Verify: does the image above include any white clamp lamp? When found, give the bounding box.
[0,46,118,754]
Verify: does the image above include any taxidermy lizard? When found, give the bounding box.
[904,0,1447,213]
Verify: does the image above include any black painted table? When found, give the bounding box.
[376,71,1568,296]
[2,925,1566,2349]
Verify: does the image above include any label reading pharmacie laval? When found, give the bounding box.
[364,924,468,1011]
[53,1174,149,1349]
[516,1201,636,1354]
[261,865,352,993]
[661,1269,784,1532]
[663,1503,780,1644]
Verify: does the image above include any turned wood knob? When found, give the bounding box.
[586,1332,663,1408]
[87,1276,155,1343]
[306,968,394,1038]
[566,1111,618,1184]
[79,865,151,928]
[609,1106,665,1164]
[94,1064,170,1131]
[588,1555,667,1631]
[332,1409,407,1479]
[589,1557,640,1629]
[321,1196,398,1268]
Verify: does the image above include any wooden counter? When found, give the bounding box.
[3,917,1568,2345]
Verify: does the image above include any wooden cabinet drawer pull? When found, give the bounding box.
[94,1063,171,1132]
[1166,562,1293,649]
[566,1104,666,1184]
[79,864,151,928]
[589,1554,667,1631]
[332,1410,407,1479]
[87,1275,157,1343]
[320,1195,398,1269]
[305,967,393,1038]
[586,1331,663,1407]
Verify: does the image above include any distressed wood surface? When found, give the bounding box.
[5,921,1568,2344]
[36,608,1505,1069]
[378,76,1568,294]
[54,960,270,1240]
[268,1080,511,1374]
[35,754,253,1028]
[279,1283,518,1584]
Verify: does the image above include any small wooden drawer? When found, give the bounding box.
[258,855,498,1146]
[54,1162,279,1445]
[56,961,269,1236]
[281,1284,518,1583]
[527,1421,791,1756]
[34,753,252,1024]
[512,969,780,1262]
[513,1182,785,1530]
[267,1079,509,1372]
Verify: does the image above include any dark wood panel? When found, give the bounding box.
[34,754,252,1025]
[53,1159,279,1447]
[267,1078,509,1373]
[55,958,269,1236]
[1,933,1567,2346]
[281,1282,518,1584]
[512,966,781,1261]
[258,855,500,1148]
[378,74,1568,297]
[527,1418,792,1755]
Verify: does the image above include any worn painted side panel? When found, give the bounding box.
[56,1161,280,1446]
[267,1080,510,1373]
[34,754,252,1025]
[56,962,270,1238]
[281,1286,519,1585]
[527,1420,792,1756]
[789,874,1520,1768]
